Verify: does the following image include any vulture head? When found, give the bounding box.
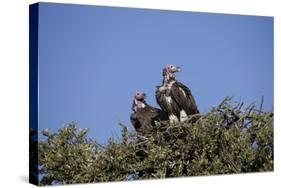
[162,64,181,81]
[134,91,146,101]
[132,91,147,112]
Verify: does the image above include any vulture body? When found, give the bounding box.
[156,65,199,123]
[130,92,168,134]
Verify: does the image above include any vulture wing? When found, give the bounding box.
[131,103,169,134]
[145,104,169,122]
[155,87,170,113]
[170,81,199,115]
[130,113,142,132]
[156,86,181,117]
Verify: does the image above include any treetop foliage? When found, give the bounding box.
[32,97,273,185]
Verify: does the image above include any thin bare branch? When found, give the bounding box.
[259,95,264,114]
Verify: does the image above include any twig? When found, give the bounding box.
[233,102,240,111]
[259,95,264,114]
[246,104,255,117]
[116,116,127,128]
[233,96,242,111]
[244,120,253,127]
[238,102,244,111]
[217,97,230,111]
[92,140,106,150]
[245,102,255,113]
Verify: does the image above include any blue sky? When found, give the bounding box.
[38,3,273,143]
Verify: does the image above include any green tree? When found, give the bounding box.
[36,97,273,185]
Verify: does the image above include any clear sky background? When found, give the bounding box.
[38,3,273,144]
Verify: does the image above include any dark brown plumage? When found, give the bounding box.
[130,92,168,134]
[156,65,199,123]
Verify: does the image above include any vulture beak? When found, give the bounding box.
[175,66,181,72]
[142,93,146,99]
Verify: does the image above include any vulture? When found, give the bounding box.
[130,91,168,134]
[156,64,199,123]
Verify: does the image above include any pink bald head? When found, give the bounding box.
[162,64,182,77]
